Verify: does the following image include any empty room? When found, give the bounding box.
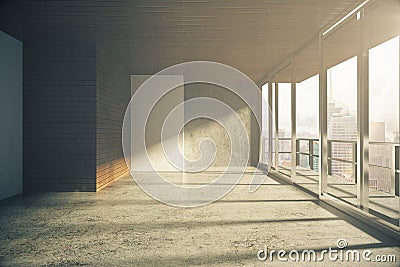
[0,0,399,266]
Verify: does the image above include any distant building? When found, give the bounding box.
[327,99,357,183]
[270,100,394,193]
[370,122,385,142]
[369,122,391,193]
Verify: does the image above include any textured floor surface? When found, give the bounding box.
[0,168,399,266]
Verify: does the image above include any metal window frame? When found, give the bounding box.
[356,8,369,209]
[319,30,328,196]
[274,81,279,170]
[291,70,297,181]
[268,82,274,169]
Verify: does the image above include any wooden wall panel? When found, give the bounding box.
[23,42,130,192]
[23,42,97,192]
[96,46,130,190]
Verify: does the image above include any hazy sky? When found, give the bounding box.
[369,36,399,133]
[328,56,357,110]
[296,74,319,135]
[328,36,399,134]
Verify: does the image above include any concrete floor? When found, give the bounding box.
[281,167,400,224]
[0,168,399,266]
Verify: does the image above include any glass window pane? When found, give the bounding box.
[323,11,359,205]
[368,30,399,222]
[296,74,319,139]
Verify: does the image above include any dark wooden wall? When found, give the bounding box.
[96,46,130,190]
[23,42,130,192]
[23,42,97,192]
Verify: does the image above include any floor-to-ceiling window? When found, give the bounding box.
[365,0,399,224]
[295,74,319,192]
[277,82,292,176]
[368,36,399,224]
[261,82,275,168]
[326,56,358,205]
[320,0,399,227]
[261,0,399,230]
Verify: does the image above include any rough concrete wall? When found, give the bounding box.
[184,83,259,168]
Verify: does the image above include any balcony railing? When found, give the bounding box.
[296,138,319,171]
[262,137,399,197]
[327,139,357,184]
[369,142,399,196]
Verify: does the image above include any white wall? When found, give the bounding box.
[0,31,22,200]
[130,75,184,171]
